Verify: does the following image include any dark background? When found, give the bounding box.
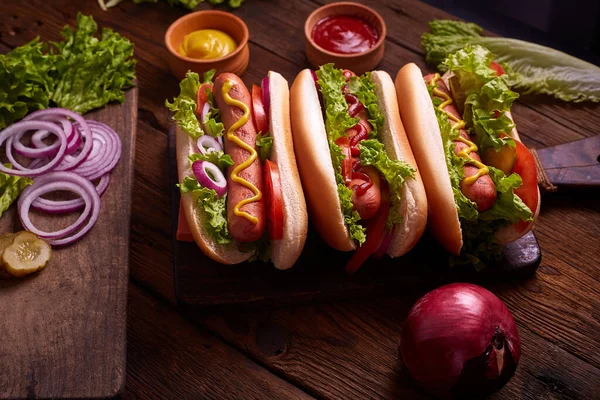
[424,0,600,65]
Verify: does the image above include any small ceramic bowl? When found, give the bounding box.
[304,2,386,75]
[165,10,249,80]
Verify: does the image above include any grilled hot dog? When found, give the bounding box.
[214,73,266,242]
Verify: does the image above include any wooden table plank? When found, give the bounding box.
[125,283,314,400]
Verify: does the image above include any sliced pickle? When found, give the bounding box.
[0,233,17,279]
[2,231,52,278]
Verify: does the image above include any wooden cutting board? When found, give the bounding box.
[169,127,541,310]
[0,88,137,399]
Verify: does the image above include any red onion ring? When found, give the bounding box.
[31,174,110,214]
[200,101,211,133]
[24,108,93,171]
[192,160,226,196]
[11,118,73,159]
[18,172,101,246]
[69,120,121,180]
[196,135,222,156]
[261,76,270,119]
[0,120,67,176]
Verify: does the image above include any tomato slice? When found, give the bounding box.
[251,84,269,134]
[346,182,390,275]
[512,140,539,231]
[490,61,505,77]
[264,159,284,240]
[176,199,194,242]
[196,83,213,116]
[335,137,353,185]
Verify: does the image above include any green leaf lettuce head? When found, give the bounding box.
[0,165,33,218]
[166,69,224,140]
[421,19,600,102]
[179,176,231,245]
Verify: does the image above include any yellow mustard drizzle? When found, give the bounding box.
[221,79,262,224]
[431,73,488,185]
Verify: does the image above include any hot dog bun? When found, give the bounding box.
[394,63,540,253]
[176,72,307,268]
[291,69,427,256]
[370,71,428,257]
[267,71,308,269]
[394,63,463,255]
[291,69,354,252]
[176,125,252,264]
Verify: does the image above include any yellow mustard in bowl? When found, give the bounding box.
[178,29,237,60]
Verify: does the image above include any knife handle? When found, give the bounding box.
[535,135,600,188]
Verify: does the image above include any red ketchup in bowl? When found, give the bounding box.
[312,15,379,54]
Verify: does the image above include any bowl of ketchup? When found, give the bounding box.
[305,2,386,74]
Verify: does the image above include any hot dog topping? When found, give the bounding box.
[430,73,489,185]
[221,79,263,225]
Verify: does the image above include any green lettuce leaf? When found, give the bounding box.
[256,132,273,162]
[239,232,271,263]
[348,73,385,138]
[0,39,56,129]
[359,139,415,227]
[51,13,136,114]
[0,165,33,217]
[422,19,600,102]
[179,176,231,244]
[166,70,223,140]
[188,150,233,170]
[446,45,520,153]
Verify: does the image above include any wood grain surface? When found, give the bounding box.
[0,89,137,398]
[1,0,599,399]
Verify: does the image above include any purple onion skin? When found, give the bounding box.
[399,283,521,399]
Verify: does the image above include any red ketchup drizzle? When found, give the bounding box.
[352,171,373,196]
[345,93,365,117]
[312,16,379,55]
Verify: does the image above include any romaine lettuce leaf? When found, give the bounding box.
[179,176,231,244]
[422,19,600,102]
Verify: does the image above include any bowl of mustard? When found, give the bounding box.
[165,10,249,80]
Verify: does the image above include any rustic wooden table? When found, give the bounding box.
[2,0,599,399]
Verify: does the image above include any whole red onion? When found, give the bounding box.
[400,283,520,399]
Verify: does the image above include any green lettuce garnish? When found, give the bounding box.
[179,176,231,245]
[188,150,233,170]
[165,69,223,140]
[256,132,273,162]
[0,39,55,129]
[0,166,33,218]
[422,19,600,102]
[51,14,136,114]
[0,14,135,129]
[348,73,385,138]
[446,45,520,154]
[359,139,415,228]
